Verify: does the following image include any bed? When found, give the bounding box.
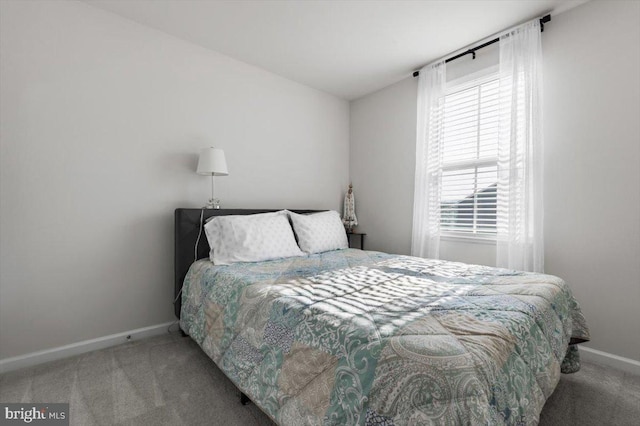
[175,208,589,425]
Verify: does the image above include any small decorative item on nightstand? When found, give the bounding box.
[346,232,366,250]
[342,183,358,232]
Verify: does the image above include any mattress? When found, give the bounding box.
[180,249,589,425]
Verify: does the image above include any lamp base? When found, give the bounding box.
[204,198,221,209]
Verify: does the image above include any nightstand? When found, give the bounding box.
[346,232,366,250]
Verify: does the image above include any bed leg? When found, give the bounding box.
[240,392,251,405]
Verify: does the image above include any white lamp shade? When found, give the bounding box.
[197,147,228,176]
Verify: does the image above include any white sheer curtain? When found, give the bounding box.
[496,20,544,272]
[411,61,446,258]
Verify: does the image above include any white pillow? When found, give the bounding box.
[204,211,305,265]
[288,210,348,254]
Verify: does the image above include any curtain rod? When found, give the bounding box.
[412,14,550,77]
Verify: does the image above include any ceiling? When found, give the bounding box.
[85,0,588,100]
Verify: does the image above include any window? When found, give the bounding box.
[413,21,543,267]
[440,74,498,237]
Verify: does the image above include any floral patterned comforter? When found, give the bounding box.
[180,249,589,425]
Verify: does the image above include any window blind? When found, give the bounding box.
[440,77,498,235]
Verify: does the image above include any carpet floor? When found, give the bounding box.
[1,332,638,425]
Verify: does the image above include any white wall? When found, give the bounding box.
[542,0,639,362]
[350,0,640,361]
[349,77,417,256]
[0,0,349,359]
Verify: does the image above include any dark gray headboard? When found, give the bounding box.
[174,208,321,318]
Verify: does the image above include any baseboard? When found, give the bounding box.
[0,321,176,374]
[580,346,640,376]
